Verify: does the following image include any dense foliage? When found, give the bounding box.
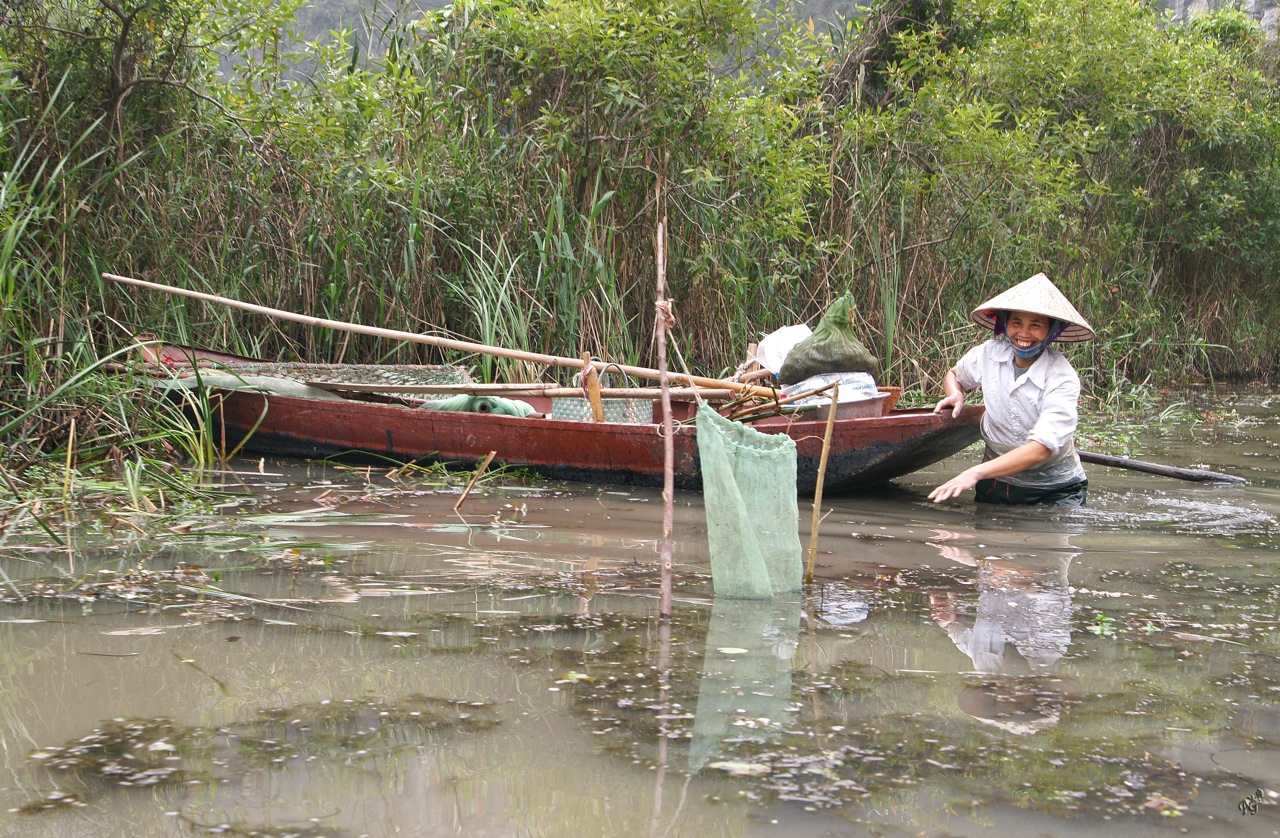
[3,0,1280,466]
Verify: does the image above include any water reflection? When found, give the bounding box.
[687,598,801,770]
[4,397,1280,835]
[928,531,1075,676]
[928,529,1081,735]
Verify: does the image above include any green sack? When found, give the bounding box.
[695,404,802,599]
[778,292,880,385]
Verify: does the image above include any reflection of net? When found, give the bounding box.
[689,599,801,770]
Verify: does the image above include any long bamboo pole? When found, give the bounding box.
[806,384,837,586]
[303,381,735,400]
[102,273,779,399]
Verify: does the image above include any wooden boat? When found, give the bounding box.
[140,344,983,494]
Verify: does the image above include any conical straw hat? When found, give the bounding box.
[970,273,1095,342]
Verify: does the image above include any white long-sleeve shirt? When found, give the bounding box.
[954,339,1087,488]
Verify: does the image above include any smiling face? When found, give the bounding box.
[1005,310,1052,366]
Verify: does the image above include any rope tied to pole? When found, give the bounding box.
[654,299,676,329]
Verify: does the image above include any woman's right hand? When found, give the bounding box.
[933,391,965,418]
[928,467,981,502]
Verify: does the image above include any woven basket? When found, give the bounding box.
[551,396,652,424]
[552,364,653,424]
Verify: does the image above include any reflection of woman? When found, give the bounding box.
[930,273,1094,506]
[955,675,1081,736]
[930,555,1073,675]
[929,538,1080,733]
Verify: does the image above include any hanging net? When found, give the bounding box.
[695,404,802,599]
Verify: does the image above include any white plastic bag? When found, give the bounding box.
[780,371,879,406]
[755,325,812,374]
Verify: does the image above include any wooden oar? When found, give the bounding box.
[1078,451,1245,485]
[102,273,780,399]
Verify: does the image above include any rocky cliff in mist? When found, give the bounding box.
[1161,0,1278,32]
[793,0,1279,35]
[297,0,1280,53]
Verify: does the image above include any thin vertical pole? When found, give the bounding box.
[648,620,672,837]
[655,169,674,620]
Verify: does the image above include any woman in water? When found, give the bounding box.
[929,273,1094,506]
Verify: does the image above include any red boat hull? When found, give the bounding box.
[204,388,982,494]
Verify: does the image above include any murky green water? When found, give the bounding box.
[2,395,1279,836]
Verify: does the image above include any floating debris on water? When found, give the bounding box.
[19,696,501,815]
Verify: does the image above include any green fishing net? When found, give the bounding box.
[695,404,802,599]
[778,292,880,385]
[420,394,537,417]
